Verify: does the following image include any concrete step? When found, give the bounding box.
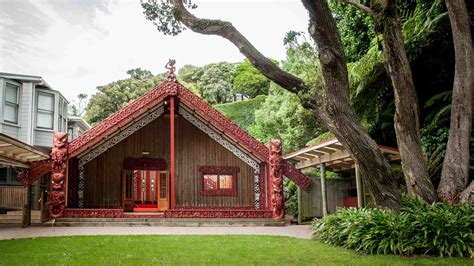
[51,218,285,227]
[6,210,41,216]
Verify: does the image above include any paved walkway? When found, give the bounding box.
[0,225,312,240]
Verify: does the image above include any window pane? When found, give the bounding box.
[37,93,54,111]
[37,111,53,128]
[0,168,7,182]
[4,104,17,123]
[204,175,218,190]
[219,175,233,189]
[5,83,18,103]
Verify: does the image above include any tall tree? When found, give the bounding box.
[234,59,270,98]
[342,0,436,203]
[142,0,402,209]
[438,0,472,203]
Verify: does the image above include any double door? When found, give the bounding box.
[122,170,169,211]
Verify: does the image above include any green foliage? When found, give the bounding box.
[214,95,266,131]
[249,85,322,153]
[126,68,153,80]
[233,59,270,98]
[177,62,237,104]
[141,0,197,36]
[197,62,236,104]
[312,197,474,257]
[85,70,165,125]
[329,0,375,62]
[284,179,298,218]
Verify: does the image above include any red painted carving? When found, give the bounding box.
[63,208,270,219]
[283,163,312,191]
[16,160,51,187]
[165,59,177,83]
[199,166,239,196]
[165,210,272,219]
[123,156,167,170]
[175,206,255,210]
[50,132,68,218]
[269,140,284,219]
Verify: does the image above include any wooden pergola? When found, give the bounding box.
[283,138,400,216]
[0,133,50,227]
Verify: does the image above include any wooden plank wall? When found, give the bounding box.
[82,114,256,208]
[175,115,255,207]
[0,186,25,209]
[299,178,355,219]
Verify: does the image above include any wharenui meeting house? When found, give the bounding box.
[36,61,312,220]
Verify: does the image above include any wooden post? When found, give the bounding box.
[320,162,328,217]
[355,163,363,207]
[22,184,32,228]
[170,96,176,209]
[297,187,302,224]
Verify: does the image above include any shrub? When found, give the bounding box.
[312,197,474,257]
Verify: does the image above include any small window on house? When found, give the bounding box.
[36,92,54,129]
[0,167,7,182]
[199,166,239,196]
[4,83,19,124]
[58,98,67,131]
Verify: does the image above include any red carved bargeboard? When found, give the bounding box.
[269,140,284,219]
[175,206,256,210]
[283,163,313,191]
[50,132,68,218]
[16,160,51,187]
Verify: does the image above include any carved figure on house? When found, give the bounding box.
[165,59,176,82]
[269,139,284,219]
[50,132,68,218]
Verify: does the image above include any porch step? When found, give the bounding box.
[50,218,285,227]
[0,211,43,224]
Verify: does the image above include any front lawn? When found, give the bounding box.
[0,235,470,265]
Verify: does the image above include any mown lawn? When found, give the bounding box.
[0,235,470,265]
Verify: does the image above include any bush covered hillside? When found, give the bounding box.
[214,95,266,131]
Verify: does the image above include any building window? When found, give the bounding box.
[36,92,54,129]
[4,82,19,124]
[0,167,7,182]
[199,166,239,196]
[58,98,67,131]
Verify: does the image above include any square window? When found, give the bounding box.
[199,166,239,197]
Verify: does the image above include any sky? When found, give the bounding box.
[0,0,309,101]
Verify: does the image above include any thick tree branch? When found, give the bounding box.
[341,0,374,15]
[171,0,307,95]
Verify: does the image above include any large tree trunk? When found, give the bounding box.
[374,1,436,203]
[167,0,402,210]
[438,0,472,203]
[302,0,402,210]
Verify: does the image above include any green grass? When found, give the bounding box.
[214,95,266,131]
[0,235,471,265]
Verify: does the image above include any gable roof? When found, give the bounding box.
[69,80,312,190]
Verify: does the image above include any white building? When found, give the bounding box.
[0,72,68,152]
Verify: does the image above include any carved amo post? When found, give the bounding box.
[50,132,68,218]
[269,139,284,219]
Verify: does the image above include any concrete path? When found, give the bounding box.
[0,225,312,240]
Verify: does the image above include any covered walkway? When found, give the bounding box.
[284,138,400,219]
